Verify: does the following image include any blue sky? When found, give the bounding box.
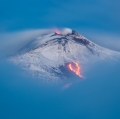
[1,0,120,51]
[0,0,120,32]
[0,0,120,119]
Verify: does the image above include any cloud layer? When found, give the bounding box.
[0,29,52,57]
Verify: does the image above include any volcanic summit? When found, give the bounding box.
[10,28,120,82]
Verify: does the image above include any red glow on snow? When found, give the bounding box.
[55,29,61,34]
[68,62,83,78]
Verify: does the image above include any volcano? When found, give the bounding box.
[10,28,120,82]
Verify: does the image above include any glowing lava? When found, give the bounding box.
[68,62,83,78]
[55,29,61,34]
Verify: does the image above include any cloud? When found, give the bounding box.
[92,34,120,52]
[78,29,120,52]
[0,29,52,57]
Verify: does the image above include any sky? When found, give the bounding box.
[0,0,120,32]
[0,0,120,51]
[0,0,120,119]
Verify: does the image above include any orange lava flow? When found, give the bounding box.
[68,62,83,78]
[55,29,61,34]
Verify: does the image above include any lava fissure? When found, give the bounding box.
[68,62,83,78]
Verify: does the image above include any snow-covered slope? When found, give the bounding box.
[10,28,120,82]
